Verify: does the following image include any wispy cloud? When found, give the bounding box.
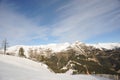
[0,0,120,45]
[0,2,48,45]
[52,0,120,42]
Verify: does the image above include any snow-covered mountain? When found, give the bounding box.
[1,41,119,59]
[0,41,120,75]
[5,42,71,57]
[4,41,120,56]
[0,54,114,80]
[87,42,120,50]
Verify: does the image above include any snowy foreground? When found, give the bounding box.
[0,54,112,80]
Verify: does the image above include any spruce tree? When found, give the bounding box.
[19,47,25,57]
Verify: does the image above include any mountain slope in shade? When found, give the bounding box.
[0,54,112,80]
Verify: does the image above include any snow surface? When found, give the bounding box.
[0,54,113,80]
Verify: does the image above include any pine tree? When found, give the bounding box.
[19,47,25,57]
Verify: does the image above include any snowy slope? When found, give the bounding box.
[0,54,57,80]
[0,54,112,80]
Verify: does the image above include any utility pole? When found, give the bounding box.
[2,39,8,54]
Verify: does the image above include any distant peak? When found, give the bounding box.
[74,41,84,44]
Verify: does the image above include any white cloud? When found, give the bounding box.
[0,2,48,45]
[51,0,120,42]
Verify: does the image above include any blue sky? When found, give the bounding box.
[0,0,120,45]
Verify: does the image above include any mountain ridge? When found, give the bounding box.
[5,41,120,55]
[0,41,120,75]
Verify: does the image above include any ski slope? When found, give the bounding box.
[0,54,112,80]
